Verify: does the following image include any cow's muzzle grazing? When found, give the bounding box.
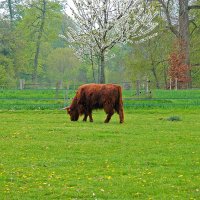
[63,106,79,121]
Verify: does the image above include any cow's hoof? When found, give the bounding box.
[90,120,93,122]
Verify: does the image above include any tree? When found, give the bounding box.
[0,0,26,86]
[0,0,23,23]
[16,0,62,83]
[0,55,15,87]
[124,24,173,89]
[168,40,191,89]
[145,33,172,89]
[158,0,200,87]
[190,1,200,87]
[61,0,158,83]
[0,13,17,86]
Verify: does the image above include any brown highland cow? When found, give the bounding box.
[63,84,124,123]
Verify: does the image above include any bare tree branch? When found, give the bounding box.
[188,5,200,10]
[158,0,179,37]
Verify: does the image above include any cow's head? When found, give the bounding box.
[64,106,79,121]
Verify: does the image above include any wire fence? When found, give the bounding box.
[0,87,200,110]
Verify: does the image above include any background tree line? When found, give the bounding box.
[0,0,200,89]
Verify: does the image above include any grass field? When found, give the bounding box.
[0,108,200,199]
[0,89,200,110]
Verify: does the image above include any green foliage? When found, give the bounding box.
[0,109,200,199]
[46,48,81,84]
[106,45,129,83]
[0,55,16,87]
[0,65,7,85]
[0,20,16,86]
[14,0,63,81]
[17,1,62,41]
[124,44,150,81]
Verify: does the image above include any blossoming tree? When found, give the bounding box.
[61,0,158,83]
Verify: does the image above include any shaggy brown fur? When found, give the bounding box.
[64,84,124,123]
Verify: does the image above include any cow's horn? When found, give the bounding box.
[62,107,68,110]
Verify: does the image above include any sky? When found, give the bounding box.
[0,0,5,15]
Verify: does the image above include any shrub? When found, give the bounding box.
[167,116,182,121]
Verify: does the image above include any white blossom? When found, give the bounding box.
[60,0,158,82]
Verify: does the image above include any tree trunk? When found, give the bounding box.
[8,0,14,23]
[179,0,189,64]
[99,52,105,83]
[179,0,191,87]
[91,63,96,83]
[89,52,96,83]
[97,58,100,83]
[163,65,168,89]
[151,66,160,89]
[32,0,46,84]
[33,41,41,83]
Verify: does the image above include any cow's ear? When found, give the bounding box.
[66,107,70,114]
[62,107,70,114]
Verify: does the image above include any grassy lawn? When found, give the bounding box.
[0,108,200,199]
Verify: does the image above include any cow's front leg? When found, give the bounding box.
[88,112,93,122]
[104,110,114,123]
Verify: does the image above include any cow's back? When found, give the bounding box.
[77,84,121,109]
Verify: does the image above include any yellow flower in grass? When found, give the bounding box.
[106,175,112,180]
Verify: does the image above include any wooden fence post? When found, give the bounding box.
[19,79,25,90]
[55,81,59,99]
[146,78,149,94]
[65,84,69,107]
[59,80,63,89]
[136,80,140,96]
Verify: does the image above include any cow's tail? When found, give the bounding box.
[117,86,124,123]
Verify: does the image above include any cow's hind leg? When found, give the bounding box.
[115,105,124,123]
[119,107,124,123]
[104,106,114,123]
[88,112,93,122]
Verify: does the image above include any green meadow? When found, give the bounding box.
[0,89,200,110]
[0,108,200,199]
